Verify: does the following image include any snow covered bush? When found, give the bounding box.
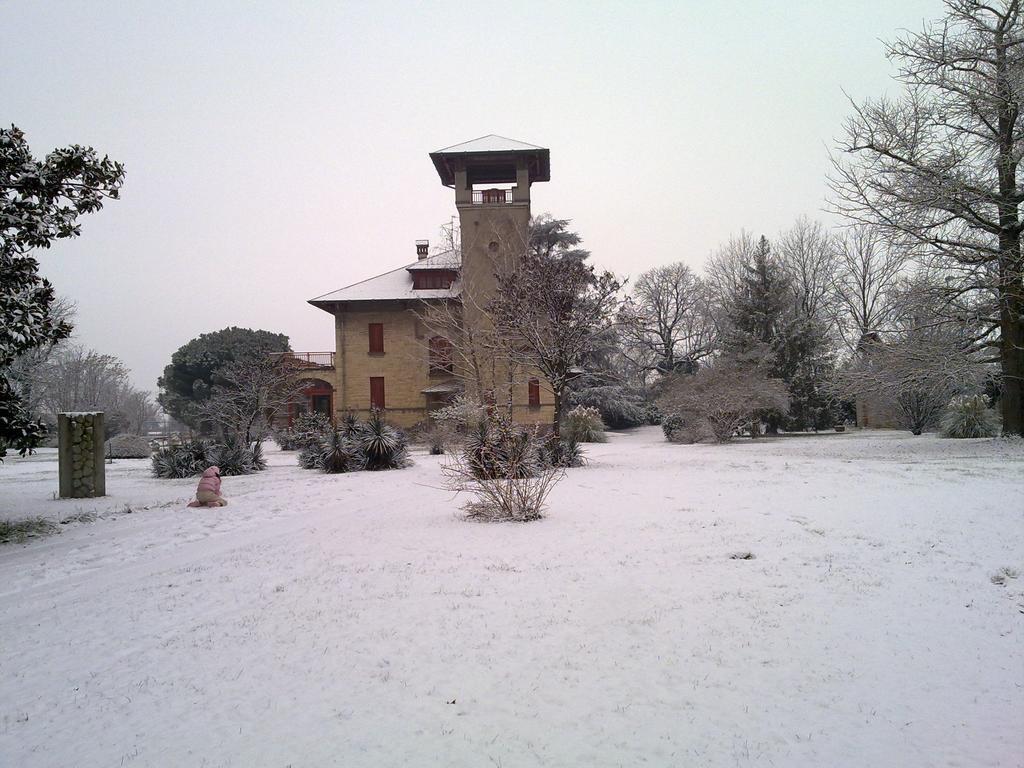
[563,405,606,443]
[940,395,1000,439]
[151,439,265,478]
[104,434,152,459]
[214,438,266,476]
[273,411,332,451]
[407,418,455,455]
[657,354,789,443]
[297,411,410,473]
[431,395,486,432]
[319,430,362,473]
[538,434,584,468]
[151,440,210,478]
[464,418,537,480]
[566,385,647,429]
[298,443,322,470]
[424,422,454,455]
[357,410,410,471]
[443,416,562,522]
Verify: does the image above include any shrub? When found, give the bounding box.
[464,418,541,480]
[657,352,789,443]
[408,419,454,455]
[562,405,606,443]
[104,434,152,459]
[940,395,1000,438]
[151,439,265,478]
[273,412,332,450]
[566,385,647,429]
[338,411,361,440]
[358,410,411,470]
[319,429,362,473]
[298,443,322,470]
[538,434,584,468]
[443,416,562,522]
[431,395,486,432]
[151,440,210,478]
[425,422,453,455]
[640,400,663,425]
[212,438,265,476]
[661,415,685,442]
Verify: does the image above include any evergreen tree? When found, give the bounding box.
[724,236,837,431]
[0,126,125,459]
[157,327,290,431]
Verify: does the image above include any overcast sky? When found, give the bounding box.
[3,0,941,392]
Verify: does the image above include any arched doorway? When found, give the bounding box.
[289,378,334,424]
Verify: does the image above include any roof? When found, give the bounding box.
[421,380,463,395]
[430,134,550,186]
[309,250,462,309]
[406,249,460,271]
[432,135,546,154]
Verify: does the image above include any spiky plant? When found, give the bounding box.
[358,410,410,470]
[940,395,1000,438]
[538,434,584,469]
[151,440,210,478]
[339,411,361,441]
[319,429,362,473]
[298,443,323,470]
[250,440,267,471]
[562,405,607,443]
[273,411,332,450]
[465,419,501,479]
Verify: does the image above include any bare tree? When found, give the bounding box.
[829,0,1023,434]
[831,225,909,352]
[34,344,132,416]
[490,252,622,435]
[836,330,985,434]
[120,390,160,435]
[618,263,717,380]
[776,217,840,321]
[199,357,306,444]
[5,296,77,417]
[657,349,790,442]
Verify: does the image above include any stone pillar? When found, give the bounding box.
[58,412,106,498]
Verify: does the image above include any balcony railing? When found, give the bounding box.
[271,351,335,369]
[472,188,514,205]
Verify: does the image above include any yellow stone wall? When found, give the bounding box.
[324,303,555,429]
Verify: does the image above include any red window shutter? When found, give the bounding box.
[429,336,453,374]
[528,378,540,408]
[370,377,385,410]
[368,323,384,354]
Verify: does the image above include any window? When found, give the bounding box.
[528,378,541,408]
[412,270,457,290]
[428,336,454,375]
[368,323,384,354]
[370,377,385,410]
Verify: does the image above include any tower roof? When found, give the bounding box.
[433,134,545,154]
[430,134,550,186]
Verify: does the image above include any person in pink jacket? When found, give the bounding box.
[188,465,228,507]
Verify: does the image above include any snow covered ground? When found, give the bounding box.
[1,428,1021,768]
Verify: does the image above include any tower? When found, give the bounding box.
[429,135,550,308]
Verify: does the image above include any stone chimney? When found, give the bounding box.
[415,240,429,260]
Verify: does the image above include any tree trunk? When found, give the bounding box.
[552,389,562,438]
[998,247,1023,436]
[995,24,1023,437]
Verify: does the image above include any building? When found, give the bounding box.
[284,135,556,429]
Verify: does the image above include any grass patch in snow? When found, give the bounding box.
[0,517,59,544]
[990,567,1020,586]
